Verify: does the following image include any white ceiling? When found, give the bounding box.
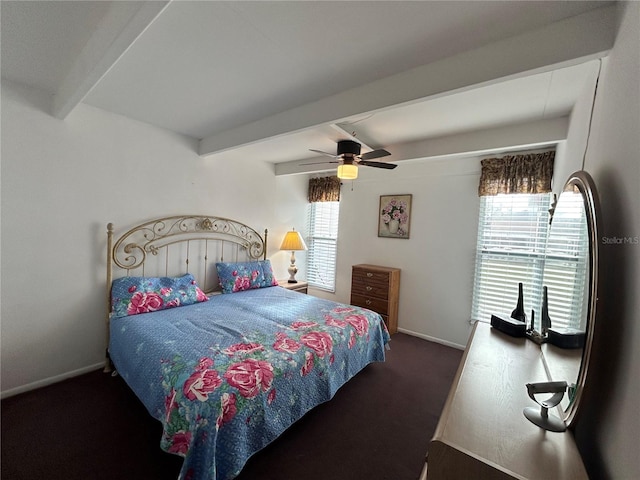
[1,1,614,173]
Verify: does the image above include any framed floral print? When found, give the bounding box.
[378,194,412,238]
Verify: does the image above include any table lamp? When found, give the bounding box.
[280,229,307,283]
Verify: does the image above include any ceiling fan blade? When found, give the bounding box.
[300,161,340,166]
[359,149,391,160]
[309,149,339,158]
[359,160,397,170]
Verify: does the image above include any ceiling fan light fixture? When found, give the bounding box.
[337,163,358,180]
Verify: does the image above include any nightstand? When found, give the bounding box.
[278,280,308,294]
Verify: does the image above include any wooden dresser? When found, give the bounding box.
[422,322,587,480]
[350,264,400,334]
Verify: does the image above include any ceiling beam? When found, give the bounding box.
[328,124,375,152]
[274,116,569,176]
[52,1,171,119]
[200,5,615,157]
[385,116,569,164]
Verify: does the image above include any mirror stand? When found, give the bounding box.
[523,381,568,432]
[526,328,547,345]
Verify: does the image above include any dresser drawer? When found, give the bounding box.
[351,279,389,298]
[352,270,390,298]
[352,268,390,284]
[350,293,389,315]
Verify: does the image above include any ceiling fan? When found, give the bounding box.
[304,140,397,179]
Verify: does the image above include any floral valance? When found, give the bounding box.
[478,150,555,196]
[308,176,341,203]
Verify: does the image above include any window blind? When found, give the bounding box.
[471,194,551,324]
[305,201,340,292]
[542,191,589,329]
[471,192,589,331]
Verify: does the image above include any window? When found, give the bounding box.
[305,201,340,292]
[471,193,551,324]
[471,192,588,330]
[542,190,589,330]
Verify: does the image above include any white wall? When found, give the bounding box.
[553,63,602,191]
[571,3,640,478]
[0,80,307,396]
[310,156,481,349]
[272,174,309,281]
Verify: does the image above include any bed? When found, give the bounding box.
[105,215,390,480]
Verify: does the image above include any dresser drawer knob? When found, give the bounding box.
[366,286,373,291]
[365,299,372,305]
[366,272,373,277]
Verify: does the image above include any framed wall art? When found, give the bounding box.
[378,194,412,238]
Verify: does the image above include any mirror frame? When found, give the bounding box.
[556,170,601,427]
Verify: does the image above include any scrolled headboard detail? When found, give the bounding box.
[104,214,268,372]
[110,215,267,271]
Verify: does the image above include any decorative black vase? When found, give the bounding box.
[541,286,552,334]
[511,282,526,322]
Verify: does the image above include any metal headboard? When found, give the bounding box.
[104,215,268,372]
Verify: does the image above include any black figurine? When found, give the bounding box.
[541,286,552,334]
[511,282,526,322]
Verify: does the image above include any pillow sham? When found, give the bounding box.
[111,273,208,319]
[216,260,278,294]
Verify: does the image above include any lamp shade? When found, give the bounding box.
[337,163,358,180]
[280,230,307,251]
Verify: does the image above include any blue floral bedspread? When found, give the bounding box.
[109,286,390,480]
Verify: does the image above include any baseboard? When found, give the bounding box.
[1,362,104,399]
[397,327,466,350]
[1,334,462,398]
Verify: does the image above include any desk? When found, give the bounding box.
[423,322,587,480]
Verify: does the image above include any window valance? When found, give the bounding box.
[308,176,341,203]
[478,151,555,196]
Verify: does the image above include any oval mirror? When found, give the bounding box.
[540,170,600,427]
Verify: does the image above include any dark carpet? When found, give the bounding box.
[1,333,462,480]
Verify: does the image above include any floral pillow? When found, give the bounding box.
[216,260,278,294]
[111,273,208,319]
